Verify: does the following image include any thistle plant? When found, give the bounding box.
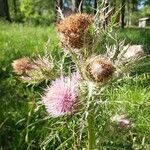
[57,13,92,49]
[111,114,130,129]
[12,57,32,75]
[42,72,81,117]
[12,54,56,85]
[12,3,150,150]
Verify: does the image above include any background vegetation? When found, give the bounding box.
[0,0,150,26]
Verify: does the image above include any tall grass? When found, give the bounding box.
[0,22,150,149]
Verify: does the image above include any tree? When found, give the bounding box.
[94,0,97,14]
[126,0,131,26]
[131,0,138,12]
[0,0,11,21]
[120,0,126,28]
[20,0,55,24]
[71,0,83,12]
[13,0,17,15]
[145,0,150,6]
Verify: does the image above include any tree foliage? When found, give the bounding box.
[0,0,150,26]
[19,0,55,25]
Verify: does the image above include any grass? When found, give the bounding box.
[119,27,150,53]
[0,21,150,149]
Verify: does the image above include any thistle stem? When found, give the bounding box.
[87,83,95,150]
[87,112,95,150]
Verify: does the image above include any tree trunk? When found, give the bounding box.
[120,0,126,28]
[0,0,11,21]
[71,0,83,13]
[13,0,17,15]
[94,0,97,14]
[126,0,131,26]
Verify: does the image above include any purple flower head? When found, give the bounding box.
[71,71,82,83]
[118,118,130,128]
[42,75,79,117]
[111,114,130,129]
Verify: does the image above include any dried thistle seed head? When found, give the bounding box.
[20,56,54,84]
[124,45,145,59]
[57,13,92,49]
[12,57,32,75]
[87,56,115,82]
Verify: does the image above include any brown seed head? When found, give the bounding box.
[57,13,92,48]
[124,45,145,59]
[87,56,115,82]
[12,57,32,75]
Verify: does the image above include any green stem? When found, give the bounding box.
[87,83,95,150]
[87,112,95,150]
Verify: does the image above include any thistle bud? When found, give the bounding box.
[86,56,115,82]
[20,56,54,84]
[119,118,130,128]
[12,57,32,75]
[111,114,130,129]
[124,45,144,59]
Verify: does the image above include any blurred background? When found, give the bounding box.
[0,0,150,27]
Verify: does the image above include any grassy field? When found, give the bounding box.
[0,22,150,149]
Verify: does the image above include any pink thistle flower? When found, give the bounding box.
[42,75,79,117]
[71,71,82,82]
[119,118,130,128]
[111,114,130,129]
